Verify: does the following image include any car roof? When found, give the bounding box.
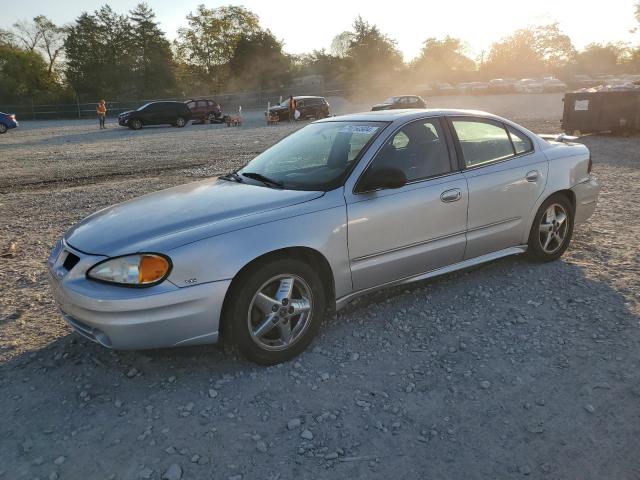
[318,108,504,123]
[293,96,324,100]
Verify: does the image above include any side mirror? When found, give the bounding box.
[357,166,407,193]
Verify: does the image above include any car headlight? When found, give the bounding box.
[87,254,172,287]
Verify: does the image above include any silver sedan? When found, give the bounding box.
[48,109,600,364]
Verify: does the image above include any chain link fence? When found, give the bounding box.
[2,82,358,120]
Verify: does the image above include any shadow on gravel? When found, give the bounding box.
[1,253,639,480]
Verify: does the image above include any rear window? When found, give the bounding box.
[507,126,533,155]
[452,119,514,167]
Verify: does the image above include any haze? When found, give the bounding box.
[4,0,638,59]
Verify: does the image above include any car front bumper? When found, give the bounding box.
[572,175,600,225]
[48,241,230,350]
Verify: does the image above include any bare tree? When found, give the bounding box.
[12,16,66,73]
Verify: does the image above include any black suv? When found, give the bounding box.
[118,101,193,130]
[371,95,426,111]
[267,96,330,121]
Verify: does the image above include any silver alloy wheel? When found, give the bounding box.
[247,274,313,351]
[176,117,186,127]
[539,203,568,254]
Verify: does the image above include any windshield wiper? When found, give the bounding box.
[219,171,243,183]
[241,172,284,189]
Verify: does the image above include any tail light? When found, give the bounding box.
[588,153,592,174]
[10,114,16,121]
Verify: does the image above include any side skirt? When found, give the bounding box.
[335,245,528,311]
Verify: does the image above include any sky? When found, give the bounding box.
[3,0,639,60]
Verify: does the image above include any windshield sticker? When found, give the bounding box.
[339,125,379,134]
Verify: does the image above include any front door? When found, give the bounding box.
[448,117,548,259]
[345,118,468,292]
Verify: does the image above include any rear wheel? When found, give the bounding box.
[527,193,574,262]
[0,123,7,134]
[226,258,326,365]
[175,116,186,127]
[129,118,142,130]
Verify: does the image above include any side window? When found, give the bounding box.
[408,97,419,104]
[507,126,533,155]
[452,119,514,167]
[297,100,305,108]
[186,101,196,109]
[370,119,451,182]
[197,100,207,108]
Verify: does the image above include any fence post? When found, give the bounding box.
[76,98,81,119]
[31,99,35,121]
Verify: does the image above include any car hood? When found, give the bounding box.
[65,179,325,255]
[371,103,392,110]
[118,110,135,117]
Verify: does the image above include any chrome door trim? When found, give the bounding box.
[336,245,528,310]
[466,217,521,233]
[350,229,466,262]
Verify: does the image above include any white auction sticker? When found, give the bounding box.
[340,125,379,134]
[574,100,589,111]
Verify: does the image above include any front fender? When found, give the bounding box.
[166,189,352,299]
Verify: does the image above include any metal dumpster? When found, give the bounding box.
[562,90,640,134]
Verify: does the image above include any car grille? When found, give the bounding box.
[63,252,80,271]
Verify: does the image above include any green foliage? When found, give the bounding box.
[483,23,575,77]
[65,4,176,99]
[175,5,260,90]
[0,44,57,102]
[345,16,403,82]
[574,43,628,74]
[227,30,291,90]
[411,36,475,81]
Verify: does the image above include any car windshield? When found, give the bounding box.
[238,121,386,191]
[279,99,292,106]
[137,103,153,111]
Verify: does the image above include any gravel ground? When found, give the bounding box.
[1,94,639,480]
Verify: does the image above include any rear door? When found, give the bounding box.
[448,116,548,259]
[345,117,468,291]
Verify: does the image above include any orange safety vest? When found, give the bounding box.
[288,98,296,111]
[97,103,106,115]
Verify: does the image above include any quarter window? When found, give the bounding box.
[370,119,451,182]
[507,126,533,155]
[452,119,514,167]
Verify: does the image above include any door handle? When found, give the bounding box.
[525,170,539,182]
[440,188,462,203]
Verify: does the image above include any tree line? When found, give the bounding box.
[1,2,640,104]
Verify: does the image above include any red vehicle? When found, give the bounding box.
[185,99,224,123]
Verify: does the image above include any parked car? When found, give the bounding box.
[371,95,426,110]
[434,82,456,95]
[267,96,330,121]
[469,82,490,95]
[457,82,473,94]
[0,112,18,134]
[49,109,600,365]
[542,78,568,93]
[186,98,224,123]
[571,74,599,89]
[415,84,434,97]
[488,78,515,94]
[118,101,193,130]
[515,79,544,93]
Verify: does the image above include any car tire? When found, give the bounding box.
[0,123,7,134]
[175,116,186,128]
[129,118,142,130]
[527,193,574,262]
[226,258,326,365]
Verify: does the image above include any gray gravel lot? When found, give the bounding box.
[0,94,639,480]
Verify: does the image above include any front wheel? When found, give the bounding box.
[129,118,142,130]
[527,193,574,262]
[175,116,187,127]
[0,123,8,134]
[226,258,326,365]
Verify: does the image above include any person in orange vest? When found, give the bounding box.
[96,100,107,129]
[288,95,297,122]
